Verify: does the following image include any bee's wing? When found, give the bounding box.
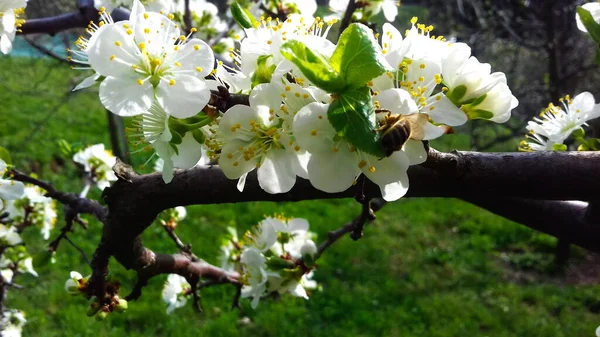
[404,114,429,140]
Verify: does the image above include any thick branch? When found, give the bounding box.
[104,151,600,222]
[462,197,599,252]
[19,2,98,35]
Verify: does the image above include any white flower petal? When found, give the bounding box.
[257,149,296,194]
[175,38,214,78]
[287,218,309,233]
[219,105,261,142]
[87,23,140,78]
[0,179,24,201]
[99,76,154,116]
[171,133,203,169]
[426,94,468,126]
[402,139,427,165]
[73,73,101,91]
[293,103,336,153]
[307,149,358,193]
[376,88,418,115]
[219,140,258,180]
[155,75,210,119]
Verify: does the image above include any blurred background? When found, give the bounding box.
[2,0,600,336]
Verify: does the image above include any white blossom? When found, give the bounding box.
[0,0,26,55]
[84,1,215,117]
[0,310,26,337]
[162,274,190,314]
[240,247,269,309]
[0,159,24,211]
[4,186,56,240]
[17,257,37,277]
[294,102,413,201]
[65,271,85,294]
[218,83,302,194]
[72,143,118,190]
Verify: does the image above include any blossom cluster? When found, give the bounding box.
[71,1,518,202]
[220,216,318,309]
[0,157,39,337]
[519,92,600,152]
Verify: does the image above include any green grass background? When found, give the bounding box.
[1,56,600,337]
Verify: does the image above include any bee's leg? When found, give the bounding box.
[422,140,430,153]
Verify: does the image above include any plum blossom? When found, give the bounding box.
[84,1,215,117]
[0,0,27,55]
[294,102,417,201]
[0,159,24,211]
[520,92,600,151]
[65,271,87,294]
[223,216,319,308]
[240,247,270,308]
[0,224,21,246]
[138,103,208,183]
[3,186,57,240]
[162,274,191,314]
[218,83,304,194]
[72,143,118,190]
[0,310,26,337]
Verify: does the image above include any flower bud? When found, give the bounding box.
[300,240,317,265]
[95,311,109,321]
[114,299,128,313]
[266,256,295,270]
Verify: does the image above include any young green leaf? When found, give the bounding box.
[280,40,345,93]
[0,146,12,166]
[327,86,385,157]
[330,23,393,89]
[231,1,258,29]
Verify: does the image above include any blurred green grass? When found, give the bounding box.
[2,57,600,337]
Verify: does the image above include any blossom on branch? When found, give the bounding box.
[0,159,24,211]
[72,143,118,190]
[0,0,26,54]
[3,185,56,240]
[221,216,319,309]
[161,274,191,314]
[520,92,600,151]
[79,1,215,117]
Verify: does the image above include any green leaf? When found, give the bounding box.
[577,7,600,44]
[230,1,258,29]
[552,143,568,151]
[250,55,276,88]
[280,40,345,93]
[330,23,393,89]
[0,146,12,165]
[32,251,54,268]
[327,86,385,157]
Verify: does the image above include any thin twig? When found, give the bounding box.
[64,235,92,266]
[315,198,386,260]
[338,0,358,39]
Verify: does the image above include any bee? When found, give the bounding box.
[375,109,428,157]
